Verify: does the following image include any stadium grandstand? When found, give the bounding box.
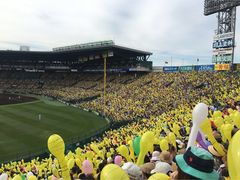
[0,40,152,73]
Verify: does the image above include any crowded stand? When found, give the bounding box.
[0,70,239,180]
[81,71,240,121]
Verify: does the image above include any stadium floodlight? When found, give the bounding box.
[204,0,240,16]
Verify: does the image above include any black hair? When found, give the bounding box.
[177,166,199,180]
[144,154,150,163]
[153,144,161,152]
[231,127,239,137]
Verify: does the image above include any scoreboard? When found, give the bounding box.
[204,0,240,16]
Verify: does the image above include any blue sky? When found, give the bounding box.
[0,0,240,66]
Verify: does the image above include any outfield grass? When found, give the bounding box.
[0,98,108,161]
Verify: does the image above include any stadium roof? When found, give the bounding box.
[0,44,152,62]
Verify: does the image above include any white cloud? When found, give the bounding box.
[0,0,240,65]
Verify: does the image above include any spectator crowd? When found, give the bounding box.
[0,70,240,179]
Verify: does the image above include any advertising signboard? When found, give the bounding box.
[212,32,234,64]
[212,54,232,64]
[213,32,234,40]
[195,65,214,71]
[212,38,233,49]
[129,67,150,72]
[152,66,164,72]
[163,66,178,72]
[214,64,230,71]
[179,66,194,72]
[213,48,233,55]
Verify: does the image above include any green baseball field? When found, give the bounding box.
[0,94,108,162]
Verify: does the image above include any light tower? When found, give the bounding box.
[204,0,240,64]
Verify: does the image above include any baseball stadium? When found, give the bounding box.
[0,0,240,180]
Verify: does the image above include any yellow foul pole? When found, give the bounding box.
[103,56,107,116]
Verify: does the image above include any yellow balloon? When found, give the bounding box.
[47,134,71,180]
[185,126,190,135]
[85,151,94,160]
[75,158,82,170]
[200,119,225,156]
[224,116,231,124]
[168,132,176,148]
[140,131,154,154]
[110,148,114,154]
[160,139,169,151]
[67,158,75,169]
[75,147,82,155]
[220,124,227,143]
[228,108,234,114]
[90,144,100,155]
[173,123,181,139]
[99,150,105,159]
[137,131,154,165]
[12,175,22,180]
[52,167,60,178]
[214,117,223,129]
[28,175,37,180]
[94,159,101,167]
[48,134,65,159]
[154,138,159,145]
[117,145,131,162]
[223,124,234,142]
[106,152,112,158]
[100,164,129,180]
[233,112,240,128]
[213,111,222,118]
[228,130,240,179]
[127,140,135,162]
[148,173,170,180]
